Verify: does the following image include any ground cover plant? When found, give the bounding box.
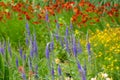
[0,0,120,80]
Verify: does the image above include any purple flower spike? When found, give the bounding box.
[70,22,73,30]
[33,33,38,56]
[45,43,50,59]
[72,38,77,57]
[0,47,4,55]
[77,61,82,72]
[87,42,91,55]
[0,42,4,55]
[77,61,86,80]
[45,11,49,22]
[51,67,54,77]
[30,49,34,58]
[60,38,64,48]
[84,61,87,76]
[58,64,62,76]
[30,36,33,57]
[19,48,23,58]
[4,41,6,50]
[26,22,30,36]
[16,58,19,68]
[64,37,69,53]
[0,47,1,54]
[23,54,26,60]
[56,20,60,29]
[65,27,69,37]
[55,33,59,41]
[22,73,26,80]
[8,41,12,57]
[51,66,54,80]
[50,42,54,51]
[25,36,29,46]
[77,41,82,53]
[82,74,86,80]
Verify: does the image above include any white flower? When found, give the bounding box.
[65,77,73,80]
[106,77,112,80]
[91,77,96,80]
[101,73,108,78]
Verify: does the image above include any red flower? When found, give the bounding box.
[26,14,31,20]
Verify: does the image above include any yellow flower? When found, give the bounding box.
[106,23,110,27]
[55,58,60,64]
[94,44,97,47]
[59,18,62,21]
[116,66,119,70]
[114,59,117,62]
[5,9,9,12]
[110,68,113,71]
[75,29,79,35]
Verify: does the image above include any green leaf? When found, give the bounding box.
[0,54,4,80]
[4,66,9,80]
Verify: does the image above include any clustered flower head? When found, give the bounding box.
[89,26,120,79]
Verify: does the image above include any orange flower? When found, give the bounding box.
[94,17,100,22]
[79,2,84,7]
[18,17,23,20]
[104,2,110,7]
[33,21,40,24]
[71,17,76,22]
[49,9,55,16]
[73,7,79,14]
[18,66,25,73]
[107,11,113,17]
[114,4,118,7]
[81,18,87,23]
[78,0,85,7]
[0,2,6,7]
[28,5,34,12]
[26,14,31,20]
[5,12,11,19]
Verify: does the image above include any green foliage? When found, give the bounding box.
[57,48,68,63]
[0,54,4,80]
[4,66,9,80]
[0,0,120,80]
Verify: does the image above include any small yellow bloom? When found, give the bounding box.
[55,58,60,64]
[110,68,113,71]
[108,58,111,61]
[59,18,63,22]
[5,9,9,12]
[114,59,117,62]
[116,66,119,70]
[75,30,79,35]
[106,23,110,27]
